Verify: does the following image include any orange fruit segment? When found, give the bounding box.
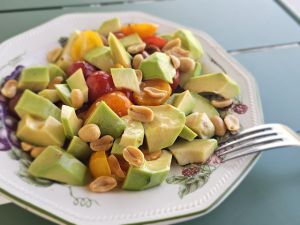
[121,23,158,38]
[89,151,111,178]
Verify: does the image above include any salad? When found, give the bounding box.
[0,17,242,193]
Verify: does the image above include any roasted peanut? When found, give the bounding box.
[162,38,181,52]
[211,99,233,109]
[167,47,190,57]
[21,142,33,152]
[179,57,195,73]
[1,80,18,99]
[210,115,226,136]
[107,155,126,179]
[135,69,143,83]
[47,47,62,63]
[30,147,45,158]
[143,87,167,99]
[128,105,154,123]
[132,54,144,69]
[224,114,240,132]
[143,149,162,161]
[90,135,114,152]
[127,43,146,54]
[170,55,180,69]
[123,146,145,167]
[48,76,63,89]
[71,89,84,109]
[89,176,117,193]
[78,124,101,142]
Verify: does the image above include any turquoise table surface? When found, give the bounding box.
[1,0,300,225]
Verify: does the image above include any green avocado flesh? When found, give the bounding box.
[16,115,65,147]
[38,89,60,103]
[122,150,172,190]
[144,105,185,152]
[179,62,202,87]
[98,17,121,36]
[191,93,219,118]
[18,66,49,91]
[15,90,61,121]
[171,90,195,115]
[48,64,66,81]
[85,101,126,138]
[54,84,72,106]
[84,46,114,72]
[184,73,240,99]
[66,69,89,102]
[28,146,91,185]
[120,33,143,48]
[111,68,140,93]
[111,138,124,156]
[179,125,197,141]
[186,112,215,139]
[120,116,144,147]
[61,105,82,139]
[139,52,176,83]
[169,139,217,165]
[108,32,131,68]
[66,136,92,161]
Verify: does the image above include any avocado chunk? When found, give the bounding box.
[61,105,82,139]
[15,90,61,121]
[38,89,60,103]
[191,93,219,118]
[111,138,124,156]
[111,68,140,93]
[144,105,185,152]
[28,145,90,185]
[18,66,49,91]
[66,69,89,102]
[170,139,217,165]
[98,17,121,36]
[139,52,176,83]
[179,125,197,141]
[171,90,195,115]
[122,150,172,190]
[85,101,126,138]
[84,46,114,72]
[66,136,92,161]
[186,112,215,139]
[120,116,144,147]
[159,33,174,41]
[48,64,66,81]
[184,73,240,99]
[174,29,204,60]
[54,84,72,106]
[108,33,131,68]
[179,62,202,87]
[120,33,143,48]
[16,115,65,147]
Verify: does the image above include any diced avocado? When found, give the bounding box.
[191,93,219,118]
[61,105,82,139]
[111,138,124,156]
[85,101,126,138]
[186,112,215,139]
[120,116,144,147]
[159,33,174,41]
[139,52,176,83]
[174,29,204,60]
[120,33,143,48]
[98,17,121,36]
[15,90,61,121]
[108,33,131,68]
[66,69,89,102]
[18,66,49,91]
[66,136,92,161]
[48,64,66,81]
[122,150,172,190]
[28,145,91,185]
[38,89,60,103]
[111,68,140,93]
[56,31,81,71]
[171,90,195,115]
[169,139,217,165]
[16,115,65,147]
[179,125,197,141]
[184,73,240,99]
[84,46,114,72]
[144,105,185,152]
[179,62,202,87]
[54,84,72,106]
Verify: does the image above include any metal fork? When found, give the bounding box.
[215,123,300,162]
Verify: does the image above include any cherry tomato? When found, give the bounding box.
[143,36,167,49]
[67,61,97,77]
[133,79,172,106]
[89,151,111,178]
[121,23,158,38]
[121,89,135,103]
[170,70,180,91]
[86,71,115,102]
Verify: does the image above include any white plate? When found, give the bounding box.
[0,12,263,225]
